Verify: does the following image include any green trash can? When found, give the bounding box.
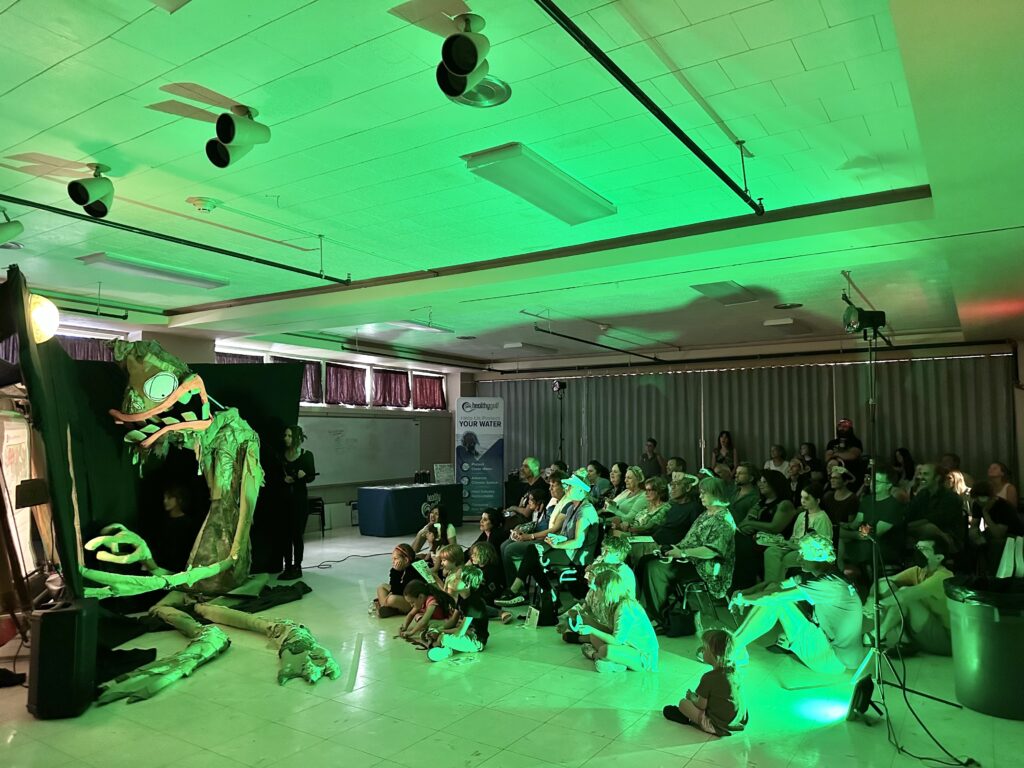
[945,578,1024,719]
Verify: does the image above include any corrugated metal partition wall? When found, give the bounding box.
[478,352,1017,479]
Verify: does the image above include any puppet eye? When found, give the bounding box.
[143,372,178,402]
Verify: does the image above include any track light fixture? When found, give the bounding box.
[67,163,113,219]
[0,207,24,244]
[437,13,492,99]
[205,107,270,168]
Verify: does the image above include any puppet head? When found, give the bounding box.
[109,340,214,451]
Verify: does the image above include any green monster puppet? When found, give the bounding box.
[79,340,339,703]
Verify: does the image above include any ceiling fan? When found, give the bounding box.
[146,82,251,123]
[388,0,470,37]
[149,0,193,13]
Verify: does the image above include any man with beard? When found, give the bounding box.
[825,418,865,487]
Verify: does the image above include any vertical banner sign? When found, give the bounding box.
[455,397,504,518]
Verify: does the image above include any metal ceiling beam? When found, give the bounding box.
[534,324,663,362]
[532,0,765,216]
[0,193,351,285]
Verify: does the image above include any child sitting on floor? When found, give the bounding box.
[434,544,465,597]
[561,536,636,643]
[468,541,504,617]
[426,564,490,662]
[578,569,659,673]
[663,629,748,737]
[374,543,423,618]
[399,581,455,641]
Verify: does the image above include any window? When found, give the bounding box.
[411,374,446,410]
[325,363,368,406]
[372,369,410,408]
[215,351,263,364]
[272,357,323,404]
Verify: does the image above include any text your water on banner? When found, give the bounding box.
[455,397,504,517]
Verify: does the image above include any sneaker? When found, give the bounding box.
[495,593,526,607]
[562,631,581,645]
[427,647,454,663]
[581,643,598,661]
[595,659,627,673]
[663,705,691,725]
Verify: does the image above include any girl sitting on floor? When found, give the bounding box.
[426,564,490,662]
[561,536,636,643]
[664,629,748,737]
[399,581,455,641]
[468,541,504,616]
[374,543,423,618]
[577,569,659,673]
[433,543,465,597]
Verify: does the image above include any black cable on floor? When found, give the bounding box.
[309,552,392,570]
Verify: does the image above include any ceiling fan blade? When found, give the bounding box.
[150,0,192,13]
[146,100,219,123]
[159,82,240,110]
[388,0,470,37]
[4,152,92,171]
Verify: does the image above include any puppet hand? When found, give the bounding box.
[85,524,154,566]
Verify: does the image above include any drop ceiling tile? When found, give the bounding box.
[720,41,805,89]
[679,61,737,97]
[704,82,785,121]
[611,0,691,38]
[0,13,86,70]
[610,40,675,82]
[732,0,828,50]
[743,129,809,157]
[0,43,53,93]
[673,0,763,24]
[665,99,720,130]
[756,99,829,134]
[113,9,238,65]
[801,115,871,156]
[586,5,646,48]
[589,87,649,120]
[873,10,900,50]
[519,23,594,69]
[72,37,178,83]
[525,59,616,105]
[773,62,852,105]
[198,37,306,89]
[819,0,891,26]
[494,37,565,82]
[8,0,129,48]
[844,48,906,89]
[821,83,896,122]
[793,17,882,70]
[654,15,749,69]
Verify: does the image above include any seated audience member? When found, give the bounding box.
[987,461,1019,508]
[578,569,659,673]
[547,460,569,478]
[656,472,703,545]
[375,543,423,618]
[799,442,822,473]
[738,483,833,596]
[505,457,549,523]
[729,463,761,525]
[822,466,859,527]
[399,581,455,640]
[892,448,916,498]
[839,465,906,571]
[611,476,670,535]
[663,629,748,737]
[411,505,457,561]
[906,463,966,552]
[712,430,738,470]
[501,479,567,586]
[145,484,201,573]
[944,469,972,525]
[640,437,668,481]
[968,481,1024,576]
[608,461,629,499]
[713,462,735,485]
[666,456,688,478]
[562,536,637,642]
[731,535,863,675]
[468,541,504,613]
[585,460,613,506]
[605,466,647,523]
[426,564,490,662]
[496,474,598,607]
[472,508,509,550]
[873,539,953,656]
[734,470,798,590]
[825,418,865,483]
[786,457,810,504]
[764,444,788,475]
[637,477,737,628]
[433,543,465,597]
[939,452,973,488]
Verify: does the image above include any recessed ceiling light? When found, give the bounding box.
[456,335,477,340]
[774,302,803,310]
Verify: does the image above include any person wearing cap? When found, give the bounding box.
[730,534,863,675]
[825,419,864,483]
[495,472,599,607]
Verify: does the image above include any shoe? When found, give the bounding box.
[595,659,627,673]
[663,705,691,725]
[562,631,581,645]
[278,566,295,580]
[500,611,514,625]
[427,647,454,662]
[581,643,598,661]
[377,606,401,619]
[495,592,526,607]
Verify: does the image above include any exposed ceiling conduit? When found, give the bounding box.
[532,0,765,216]
[534,324,663,363]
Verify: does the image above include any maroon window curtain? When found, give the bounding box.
[411,374,446,410]
[325,363,367,406]
[372,369,410,408]
[56,335,114,362]
[272,357,323,403]
[215,351,263,364]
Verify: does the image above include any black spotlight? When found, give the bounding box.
[436,13,490,98]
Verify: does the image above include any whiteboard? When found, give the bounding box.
[298,414,420,487]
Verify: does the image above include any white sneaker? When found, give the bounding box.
[427,647,454,662]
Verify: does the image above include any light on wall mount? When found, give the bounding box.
[67,163,114,219]
[0,206,25,245]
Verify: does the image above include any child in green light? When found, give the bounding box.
[663,629,748,737]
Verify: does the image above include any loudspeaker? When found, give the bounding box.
[27,598,98,719]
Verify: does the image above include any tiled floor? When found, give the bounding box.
[0,526,1011,767]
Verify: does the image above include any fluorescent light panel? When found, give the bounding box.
[388,320,454,334]
[503,341,557,355]
[462,142,617,225]
[79,252,229,290]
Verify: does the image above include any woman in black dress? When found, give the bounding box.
[281,424,316,579]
